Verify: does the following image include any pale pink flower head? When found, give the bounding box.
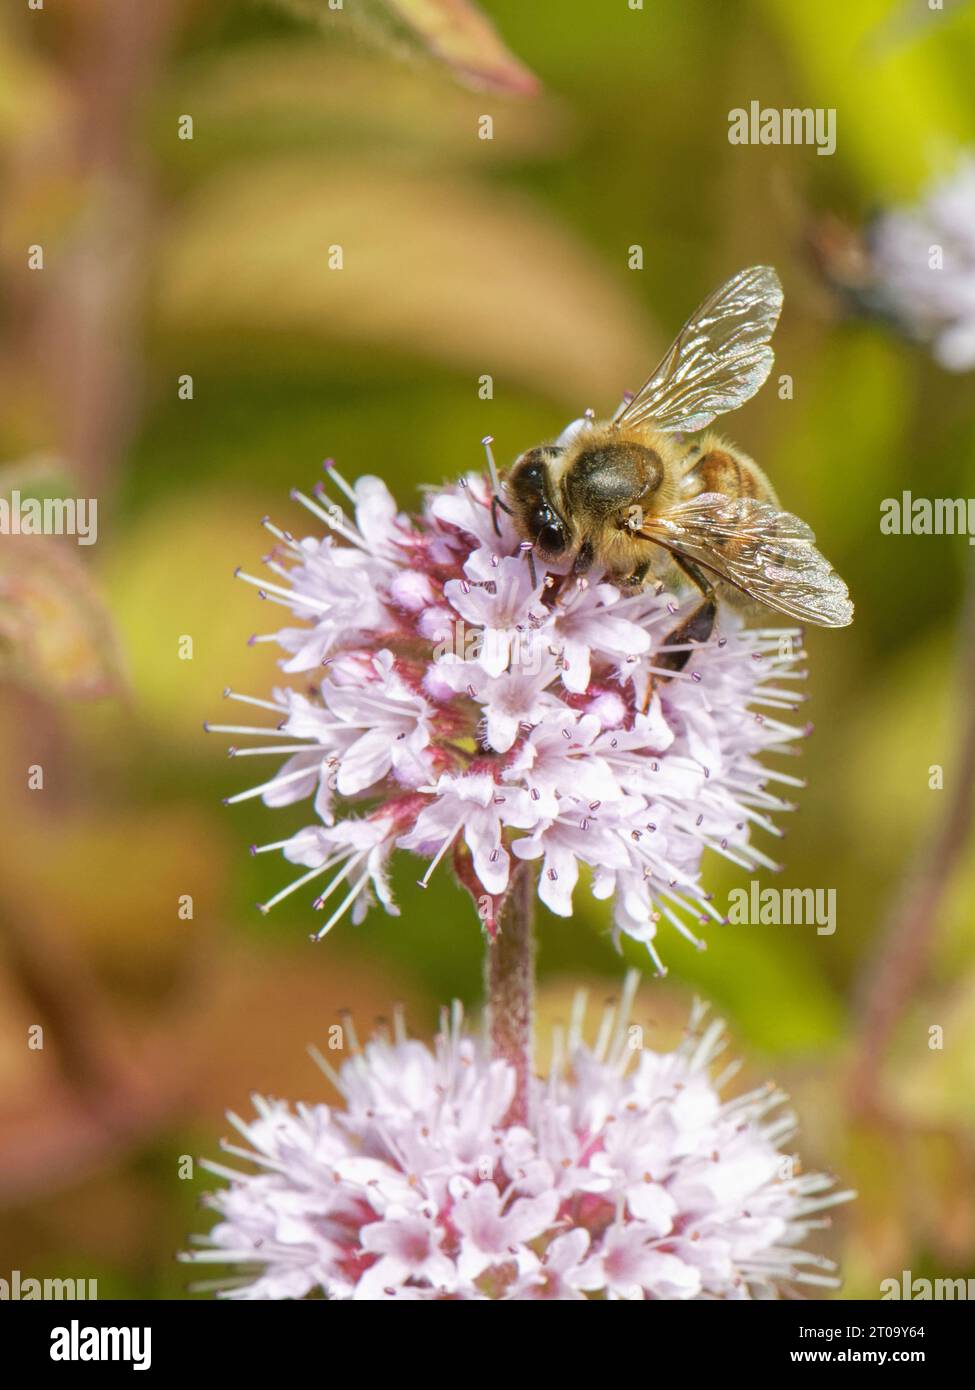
[208,456,808,971]
[183,977,853,1300]
[869,153,975,370]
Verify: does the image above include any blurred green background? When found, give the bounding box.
[1,0,974,1299]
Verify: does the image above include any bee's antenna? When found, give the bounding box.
[481,435,500,492]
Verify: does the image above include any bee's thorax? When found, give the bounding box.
[563,440,663,518]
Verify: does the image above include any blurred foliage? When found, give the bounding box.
[270,0,540,94]
[1,0,974,1300]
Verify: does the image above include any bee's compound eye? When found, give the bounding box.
[511,451,549,494]
[538,525,565,552]
[533,508,566,554]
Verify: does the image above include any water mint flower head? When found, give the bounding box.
[869,153,975,370]
[182,978,852,1301]
[207,455,808,972]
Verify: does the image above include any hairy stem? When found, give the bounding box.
[486,862,536,1127]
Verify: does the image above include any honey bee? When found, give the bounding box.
[496,266,853,661]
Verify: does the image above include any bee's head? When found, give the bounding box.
[506,445,569,557]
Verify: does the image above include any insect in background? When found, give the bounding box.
[489,266,853,670]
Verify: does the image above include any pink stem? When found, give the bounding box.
[847,555,975,1114]
[486,861,535,1127]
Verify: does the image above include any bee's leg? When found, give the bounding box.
[571,539,594,577]
[643,557,716,709]
[619,558,652,589]
[491,493,513,536]
[656,596,717,674]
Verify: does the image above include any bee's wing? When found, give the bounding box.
[635,492,854,627]
[614,266,783,433]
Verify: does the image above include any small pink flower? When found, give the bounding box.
[576,1223,701,1301]
[398,772,537,897]
[355,1215,456,1300]
[546,581,652,694]
[450,1179,560,1282]
[511,1229,591,1301]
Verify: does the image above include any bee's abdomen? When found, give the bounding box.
[682,441,777,506]
[565,442,662,515]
